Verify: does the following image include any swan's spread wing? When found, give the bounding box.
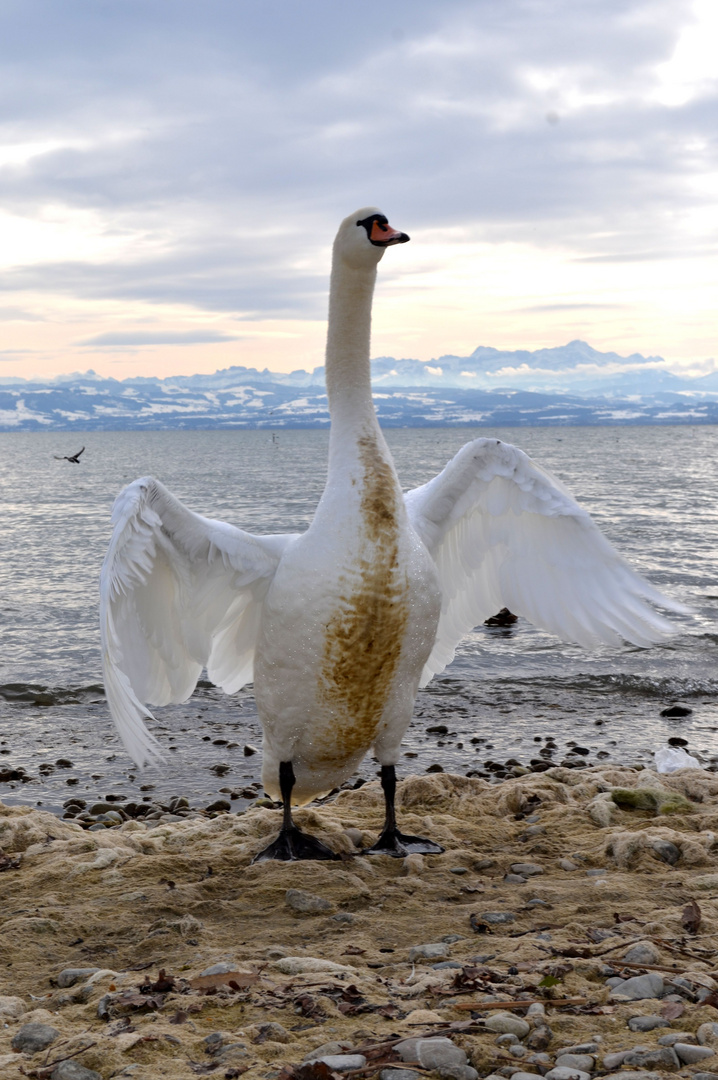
[405,438,687,685]
[100,477,297,766]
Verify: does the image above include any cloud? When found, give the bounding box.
[77,329,240,347]
[0,0,716,358]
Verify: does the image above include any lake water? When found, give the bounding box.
[1,426,716,815]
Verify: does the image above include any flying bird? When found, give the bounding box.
[100,208,687,861]
[54,447,85,463]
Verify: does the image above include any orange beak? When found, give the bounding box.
[369,220,410,246]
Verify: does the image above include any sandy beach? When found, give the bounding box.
[2,764,718,1079]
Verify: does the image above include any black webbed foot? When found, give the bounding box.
[252,824,340,863]
[364,764,445,858]
[363,825,444,858]
[251,762,340,863]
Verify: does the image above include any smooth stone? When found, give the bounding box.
[555,1054,595,1071]
[602,1051,630,1069]
[605,977,625,988]
[699,1023,718,1046]
[509,1045,527,1058]
[0,995,26,1018]
[478,911,515,924]
[629,1015,670,1031]
[504,874,527,884]
[560,1044,599,1054]
[315,1056,367,1072]
[200,962,237,976]
[624,942,662,964]
[658,1032,694,1046]
[332,912,355,924]
[432,961,463,970]
[510,1075,550,1080]
[380,1072,420,1080]
[651,840,681,865]
[56,967,100,988]
[409,943,450,962]
[602,1073,665,1080]
[51,1063,102,1080]
[496,1034,520,1046]
[303,1042,351,1061]
[609,973,664,1000]
[285,889,333,913]
[510,863,543,875]
[526,1002,545,1016]
[544,1069,591,1080]
[558,858,578,870]
[12,1023,60,1054]
[485,1014,530,1038]
[694,1074,718,1080]
[274,957,353,975]
[586,868,607,876]
[437,1067,478,1080]
[675,1044,715,1064]
[623,1047,680,1068]
[397,1038,467,1069]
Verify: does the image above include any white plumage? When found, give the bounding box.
[100,207,687,856]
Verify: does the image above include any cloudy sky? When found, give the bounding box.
[1,0,716,381]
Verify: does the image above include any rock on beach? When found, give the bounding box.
[2,764,718,1079]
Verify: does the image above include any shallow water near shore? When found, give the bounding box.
[1,425,716,816]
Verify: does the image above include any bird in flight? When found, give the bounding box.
[54,447,85,463]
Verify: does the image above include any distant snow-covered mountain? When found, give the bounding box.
[2,341,717,430]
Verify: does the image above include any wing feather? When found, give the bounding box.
[100,476,297,766]
[405,438,689,685]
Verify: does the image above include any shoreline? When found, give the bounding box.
[2,765,718,1078]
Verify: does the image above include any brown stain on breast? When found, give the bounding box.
[313,433,409,766]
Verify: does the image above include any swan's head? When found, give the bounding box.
[334,207,410,270]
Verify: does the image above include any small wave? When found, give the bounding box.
[0,683,105,706]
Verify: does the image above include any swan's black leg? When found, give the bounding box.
[363,764,445,858]
[251,760,340,863]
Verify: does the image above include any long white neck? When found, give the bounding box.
[325,255,378,433]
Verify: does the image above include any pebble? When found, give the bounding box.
[0,995,27,1018]
[526,1002,545,1017]
[200,962,237,976]
[397,1037,468,1069]
[504,874,527,884]
[544,1069,591,1080]
[675,1044,715,1064]
[379,1072,420,1080]
[11,1022,60,1054]
[477,911,515,924]
[432,961,463,970]
[623,1047,679,1068]
[609,973,664,999]
[436,1066,478,1080]
[560,1044,599,1054]
[658,1032,694,1046]
[56,967,100,988]
[274,957,354,975]
[624,941,661,964]
[285,889,333,913]
[602,1050,632,1069]
[699,1023,718,1045]
[558,858,579,870]
[628,1015,670,1031]
[651,839,681,864]
[332,912,355,924]
[555,1053,595,1071]
[303,1041,351,1061]
[409,943,450,961]
[485,1014,530,1038]
[51,1064,102,1080]
[510,862,543,875]
[313,1055,367,1071]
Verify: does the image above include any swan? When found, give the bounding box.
[100,207,687,861]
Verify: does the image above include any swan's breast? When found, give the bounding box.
[312,434,413,765]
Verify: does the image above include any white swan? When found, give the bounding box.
[100,207,687,860]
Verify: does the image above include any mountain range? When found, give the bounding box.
[2,341,717,430]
